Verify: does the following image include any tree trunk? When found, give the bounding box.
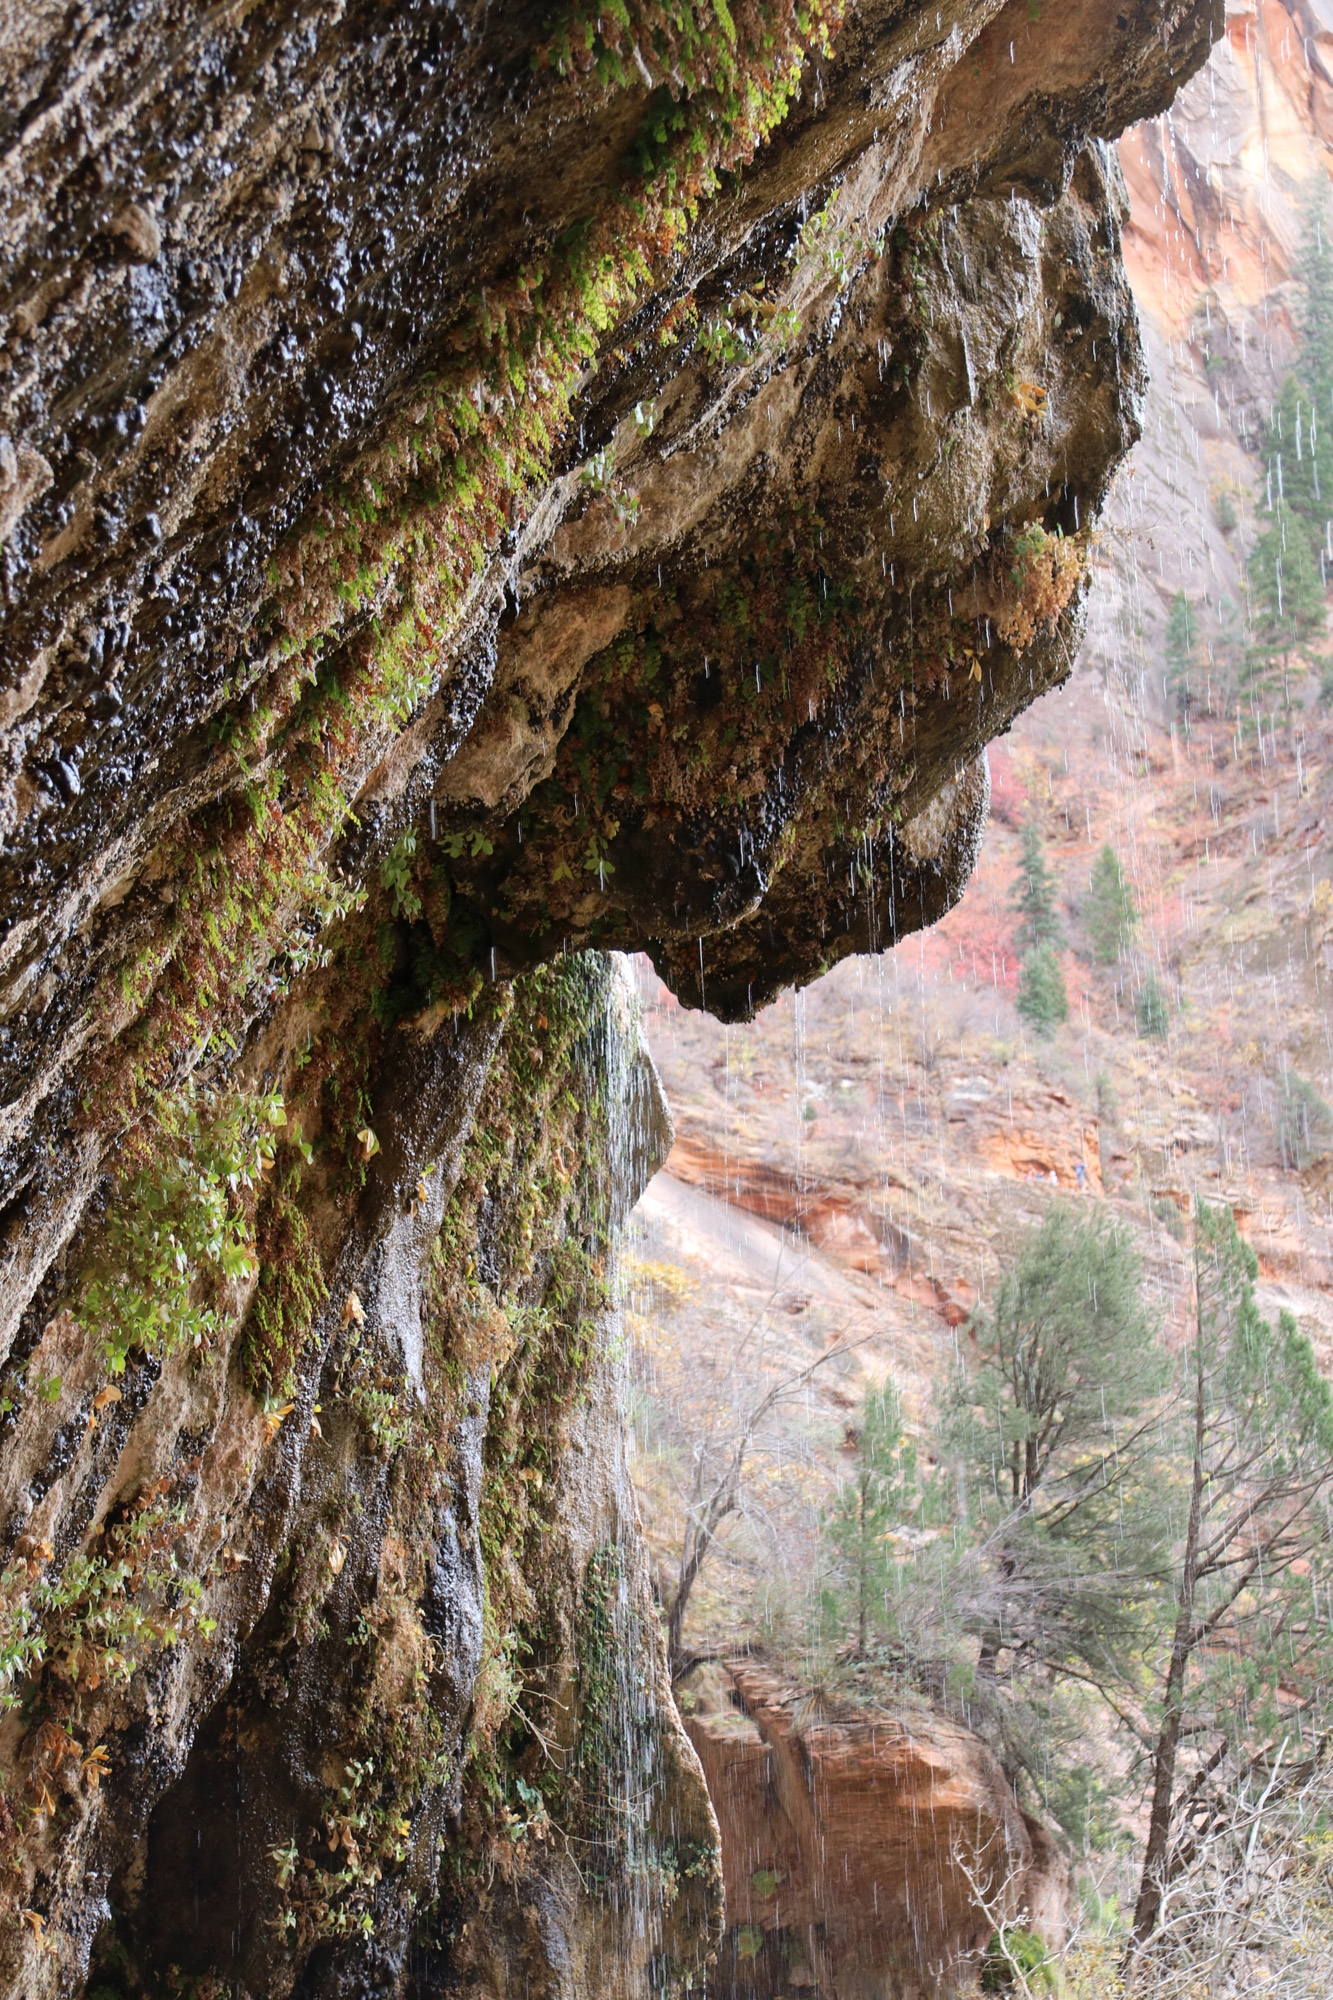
[1128,1237,1209,1961]
[667,1539,704,1677]
[857,1480,868,1656]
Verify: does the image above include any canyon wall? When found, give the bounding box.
[0,4,1217,1995]
[630,7,1333,1992]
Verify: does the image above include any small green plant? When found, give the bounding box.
[77,1080,289,1375]
[734,1924,766,1964]
[1150,1194,1186,1241]
[334,1321,413,1456]
[380,829,421,920]
[244,1174,328,1399]
[1,1475,215,1714]
[697,312,754,369]
[980,1925,1057,1993]
[580,447,614,493]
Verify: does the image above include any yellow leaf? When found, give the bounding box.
[342,1292,366,1328]
[81,1744,111,1789]
[94,1385,122,1411]
[328,1537,346,1575]
[356,1127,380,1160]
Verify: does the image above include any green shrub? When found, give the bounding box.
[981,1926,1057,1993]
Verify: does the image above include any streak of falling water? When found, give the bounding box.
[574,958,713,1993]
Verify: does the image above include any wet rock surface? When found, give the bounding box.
[0,3,1217,1995]
[686,1663,1068,1999]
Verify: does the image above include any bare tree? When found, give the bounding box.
[957,1741,1333,2000]
[664,1330,869,1680]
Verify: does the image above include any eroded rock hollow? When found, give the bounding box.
[0,3,1217,1995]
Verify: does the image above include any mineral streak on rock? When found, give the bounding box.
[687,1662,1070,1995]
[0,3,1217,1995]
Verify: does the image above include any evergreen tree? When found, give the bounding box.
[1163,592,1200,720]
[1275,1069,1333,1171]
[1260,374,1333,551]
[1010,821,1062,952]
[1209,593,1245,713]
[1083,844,1137,965]
[942,1207,1168,1688]
[822,1380,916,1655]
[1298,184,1333,418]
[1011,822,1067,1037]
[1239,190,1333,704]
[1016,944,1068,1037]
[1136,975,1169,1040]
[1246,494,1326,695]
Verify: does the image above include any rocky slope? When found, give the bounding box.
[0,4,1219,1996]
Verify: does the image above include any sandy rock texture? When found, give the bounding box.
[0,3,1218,1996]
[686,1663,1067,1999]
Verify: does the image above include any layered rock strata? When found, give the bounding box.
[0,2,1216,1995]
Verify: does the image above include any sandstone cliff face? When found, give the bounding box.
[686,1665,1067,2000]
[0,4,1216,1995]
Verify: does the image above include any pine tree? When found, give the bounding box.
[1010,821,1062,952]
[1275,1069,1333,1171]
[941,1206,1168,1687]
[822,1379,916,1655]
[1083,844,1137,964]
[1010,822,1067,1036]
[1246,494,1326,696]
[1016,944,1068,1037]
[1209,593,1245,713]
[1238,190,1333,705]
[1163,592,1199,719]
[1260,375,1333,552]
[1136,975,1169,1039]
[1298,184,1333,419]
